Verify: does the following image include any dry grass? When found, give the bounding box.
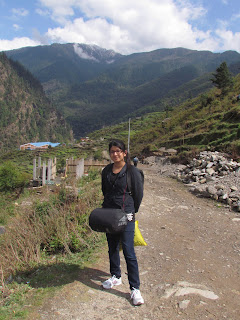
[0,172,103,285]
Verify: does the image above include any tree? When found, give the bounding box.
[211,62,233,95]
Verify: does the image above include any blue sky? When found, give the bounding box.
[0,0,240,54]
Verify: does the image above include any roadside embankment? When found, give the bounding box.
[144,151,240,213]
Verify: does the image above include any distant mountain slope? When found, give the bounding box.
[104,48,240,86]
[90,73,240,158]
[7,45,240,89]
[5,44,240,138]
[0,53,73,152]
[57,64,214,136]
[6,43,122,94]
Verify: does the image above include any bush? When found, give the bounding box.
[0,162,30,192]
[93,150,102,160]
[79,167,101,186]
[0,172,103,280]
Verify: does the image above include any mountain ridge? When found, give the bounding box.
[89,72,240,158]
[4,44,240,137]
[0,53,73,152]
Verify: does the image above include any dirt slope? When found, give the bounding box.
[36,165,240,320]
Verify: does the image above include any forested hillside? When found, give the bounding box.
[90,72,240,158]
[6,43,122,93]
[0,53,73,152]
[6,44,240,138]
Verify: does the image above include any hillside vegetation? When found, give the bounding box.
[90,72,240,159]
[0,165,104,319]
[0,53,73,153]
[6,45,240,137]
[52,48,240,137]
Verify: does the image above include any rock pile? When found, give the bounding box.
[173,151,240,212]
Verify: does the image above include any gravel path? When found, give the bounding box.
[35,165,240,320]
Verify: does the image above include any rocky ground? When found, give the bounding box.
[146,151,240,213]
[32,162,240,320]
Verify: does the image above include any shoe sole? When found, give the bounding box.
[102,282,122,289]
[133,301,144,306]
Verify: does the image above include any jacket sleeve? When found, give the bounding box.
[101,166,108,196]
[131,166,144,212]
[102,164,112,196]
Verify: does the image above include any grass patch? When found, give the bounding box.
[0,239,106,320]
[0,167,105,319]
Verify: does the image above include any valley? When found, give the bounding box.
[5,44,240,137]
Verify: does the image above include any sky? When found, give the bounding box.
[0,0,240,54]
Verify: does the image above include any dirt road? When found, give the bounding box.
[37,165,240,320]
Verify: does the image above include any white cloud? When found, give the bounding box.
[47,17,131,53]
[13,24,21,31]
[215,29,240,52]
[32,29,49,45]
[38,0,76,24]
[73,43,99,61]
[173,0,206,20]
[11,8,29,17]
[2,0,240,53]
[35,8,50,17]
[43,0,212,54]
[0,37,41,51]
[232,12,240,21]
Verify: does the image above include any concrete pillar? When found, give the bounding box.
[47,159,51,181]
[33,158,37,180]
[52,157,57,179]
[76,158,84,178]
[42,161,46,186]
[37,157,41,179]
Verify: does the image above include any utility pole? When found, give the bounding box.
[128,118,131,153]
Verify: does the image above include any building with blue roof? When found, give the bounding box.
[20,142,60,150]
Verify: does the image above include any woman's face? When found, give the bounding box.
[109,146,127,163]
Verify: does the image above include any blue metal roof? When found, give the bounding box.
[29,142,60,147]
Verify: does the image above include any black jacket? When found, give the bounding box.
[102,163,143,214]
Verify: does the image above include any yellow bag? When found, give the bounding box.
[119,221,147,250]
[134,220,147,247]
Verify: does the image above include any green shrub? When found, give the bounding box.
[237,125,240,139]
[0,177,103,279]
[79,167,101,186]
[34,201,52,220]
[93,150,102,160]
[0,162,30,192]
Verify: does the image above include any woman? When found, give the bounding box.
[101,139,144,306]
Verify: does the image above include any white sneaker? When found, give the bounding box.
[130,288,144,306]
[102,275,122,289]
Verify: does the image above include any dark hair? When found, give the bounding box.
[109,139,131,168]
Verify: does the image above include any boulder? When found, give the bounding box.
[206,186,218,197]
[206,168,215,176]
[171,150,240,212]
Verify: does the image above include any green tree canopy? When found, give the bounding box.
[211,61,233,95]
